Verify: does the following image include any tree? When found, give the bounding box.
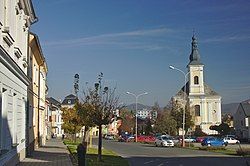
[153,110,177,135]
[61,107,82,142]
[209,123,230,136]
[169,99,194,132]
[193,126,207,137]
[151,102,161,121]
[79,73,120,161]
[74,101,95,144]
[119,108,135,134]
[145,118,153,135]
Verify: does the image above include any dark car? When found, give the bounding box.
[201,137,227,147]
[118,134,134,142]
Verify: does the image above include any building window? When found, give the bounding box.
[195,105,200,116]
[194,76,199,84]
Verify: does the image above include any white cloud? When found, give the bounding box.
[202,35,250,43]
[44,27,174,51]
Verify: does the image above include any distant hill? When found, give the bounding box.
[222,103,239,116]
[125,103,152,110]
[125,103,239,115]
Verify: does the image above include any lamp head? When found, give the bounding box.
[169,65,175,69]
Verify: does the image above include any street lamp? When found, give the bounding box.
[126,91,148,142]
[169,65,189,147]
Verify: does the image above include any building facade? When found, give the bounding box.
[234,99,250,141]
[27,32,48,155]
[47,97,63,138]
[173,36,221,135]
[0,0,37,165]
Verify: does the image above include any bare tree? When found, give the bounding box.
[79,73,120,162]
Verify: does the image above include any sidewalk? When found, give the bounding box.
[18,138,73,166]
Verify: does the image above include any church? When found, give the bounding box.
[173,36,221,135]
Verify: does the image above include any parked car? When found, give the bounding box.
[105,134,114,140]
[118,134,134,142]
[196,136,206,143]
[184,136,196,143]
[155,135,174,147]
[170,136,180,145]
[137,135,156,143]
[201,137,227,147]
[223,137,240,144]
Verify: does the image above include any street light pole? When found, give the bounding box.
[126,91,148,142]
[169,65,189,147]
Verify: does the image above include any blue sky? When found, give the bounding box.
[32,0,250,106]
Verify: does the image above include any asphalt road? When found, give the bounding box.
[97,139,250,166]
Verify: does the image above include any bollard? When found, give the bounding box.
[77,142,86,166]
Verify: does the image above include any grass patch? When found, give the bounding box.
[64,139,129,166]
[198,146,236,155]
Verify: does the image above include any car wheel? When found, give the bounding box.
[161,143,164,147]
[155,143,158,147]
[236,141,240,144]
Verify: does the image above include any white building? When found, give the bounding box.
[0,0,37,165]
[137,108,157,120]
[173,36,221,135]
[234,99,250,141]
[47,97,64,137]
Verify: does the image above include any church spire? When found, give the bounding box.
[188,35,203,66]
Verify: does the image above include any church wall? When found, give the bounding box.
[189,96,221,134]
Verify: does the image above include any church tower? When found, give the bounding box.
[173,35,222,135]
[188,35,205,96]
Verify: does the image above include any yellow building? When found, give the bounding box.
[27,32,48,155]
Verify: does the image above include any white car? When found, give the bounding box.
[105,134,114,140]
[223,137,240,144]
[155,135,174,147]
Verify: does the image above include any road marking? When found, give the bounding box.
[157,163,164,166]
[144,160,154,164]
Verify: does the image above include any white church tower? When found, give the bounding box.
[174,36,222,135]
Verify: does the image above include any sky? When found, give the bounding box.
[31,0,250,107]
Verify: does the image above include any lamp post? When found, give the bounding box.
[126,91,148,142]
[169,65,189,147]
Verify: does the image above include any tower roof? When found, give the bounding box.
[174,81,220,98]
[188,35,203,66]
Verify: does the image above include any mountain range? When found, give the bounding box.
[125,103,240,116]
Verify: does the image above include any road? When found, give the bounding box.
[97,139,250,166]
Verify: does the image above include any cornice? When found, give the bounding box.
[0,46,30,86]
[19,0,38,25]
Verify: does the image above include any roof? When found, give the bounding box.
[240,99,250,116]
[174,81,220,98]
[47,97,61,107]
[61,94,77,105]
[188,35,204,66]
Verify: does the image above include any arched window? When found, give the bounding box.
[194,76,199,84]
[195,105,200,116]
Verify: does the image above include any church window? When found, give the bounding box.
[194,76,199,84]
[195,105,200,116]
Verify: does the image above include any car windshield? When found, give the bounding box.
[162,136,170,140]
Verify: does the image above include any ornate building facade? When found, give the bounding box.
[0,0,37,165]
[173,36,221,135]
